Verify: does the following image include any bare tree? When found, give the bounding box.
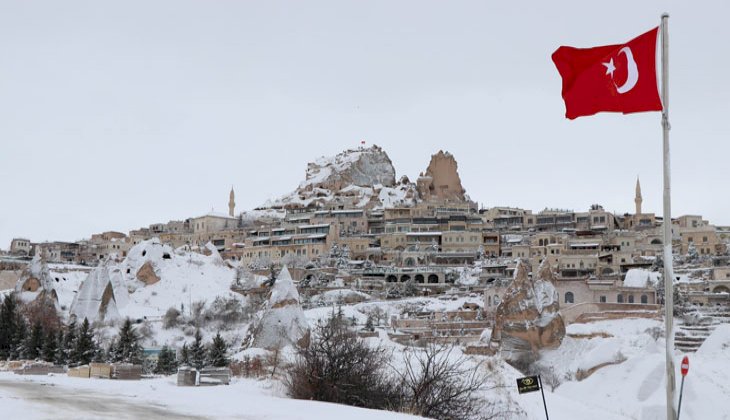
[266,344,285,379]
[396,344,491,420]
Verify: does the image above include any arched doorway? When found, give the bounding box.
[415,274,425,283]
[564,292,574,304]
[400,274,411,283]
[713,285,730,294]
[386,275,397,283]
[428,274,439,284]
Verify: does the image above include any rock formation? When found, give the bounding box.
[135,261,160,285]
[263,145,416,210]
[302,145,396,191]
[416,150,467,202]
[490,260,565,365]
[68,239,239,322]
[251,266,311,350]
[15,255,59,305]
[70,259,122,322]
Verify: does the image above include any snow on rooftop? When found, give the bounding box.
[298,223,330,229]
[196,211,237,220]
[623,269,660,288]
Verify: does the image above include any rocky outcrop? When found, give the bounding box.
[135,261,160,285]
[70,259,122,323]
[251,266,311,350]
[490,260,565,365]
[15,255,59,305]
[263,145,416,210]
[417,151,467,202]
[300,145,396,191]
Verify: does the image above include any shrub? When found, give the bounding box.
[163,307,182,329]
[286,313,400,410]
[231,356,265,378]
[203,297,249,329]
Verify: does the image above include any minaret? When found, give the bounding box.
[228,187,236,217]
[634,177,643,215]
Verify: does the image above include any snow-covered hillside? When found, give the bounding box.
[70,239,245,323]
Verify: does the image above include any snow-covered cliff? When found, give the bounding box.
[263,145,417,210]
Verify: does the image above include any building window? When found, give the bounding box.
[617,294,624,303]
[628,295,634,304]
[641,294,648,304]
[600,296,607,303]
[565,292,574,304]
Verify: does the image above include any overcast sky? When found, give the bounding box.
[1,0,728,248]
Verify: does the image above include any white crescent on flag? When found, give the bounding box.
[615,47,639,94]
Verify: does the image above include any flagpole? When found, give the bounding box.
[660,12,676,420]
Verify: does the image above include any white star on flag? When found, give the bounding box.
[602,58,616,77]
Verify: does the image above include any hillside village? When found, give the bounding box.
[2,145,730,419]
[5,146,730,316]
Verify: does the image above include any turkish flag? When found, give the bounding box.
[552,27,663,119]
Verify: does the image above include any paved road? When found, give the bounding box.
[0,379,205,420]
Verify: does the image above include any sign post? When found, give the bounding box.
[677,356,689,420]
[516,375,549,420]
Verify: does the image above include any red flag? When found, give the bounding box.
[552,27,663,119]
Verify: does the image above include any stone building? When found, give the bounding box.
[9,238,31,256]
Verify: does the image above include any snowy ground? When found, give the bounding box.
[5,256,730,419]
[0,373,423,420]
[542,320,730,420]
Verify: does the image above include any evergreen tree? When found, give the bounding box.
[113,318,143,364]
[179,343,190,366]
[74,318,97,366]
[364,314,374,331]
[155,345,178,375]
[26,321,44,360]
[189,330,206,369]
[0,294,19,359]
[42,329,58,363]
[53,330,66,365]
[106,338,118,363]
[207,332,229,368]
[11,315,28,360]
[63,321,78,366]
[92,344,106,363]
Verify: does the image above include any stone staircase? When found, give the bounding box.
[674,309,730,352]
